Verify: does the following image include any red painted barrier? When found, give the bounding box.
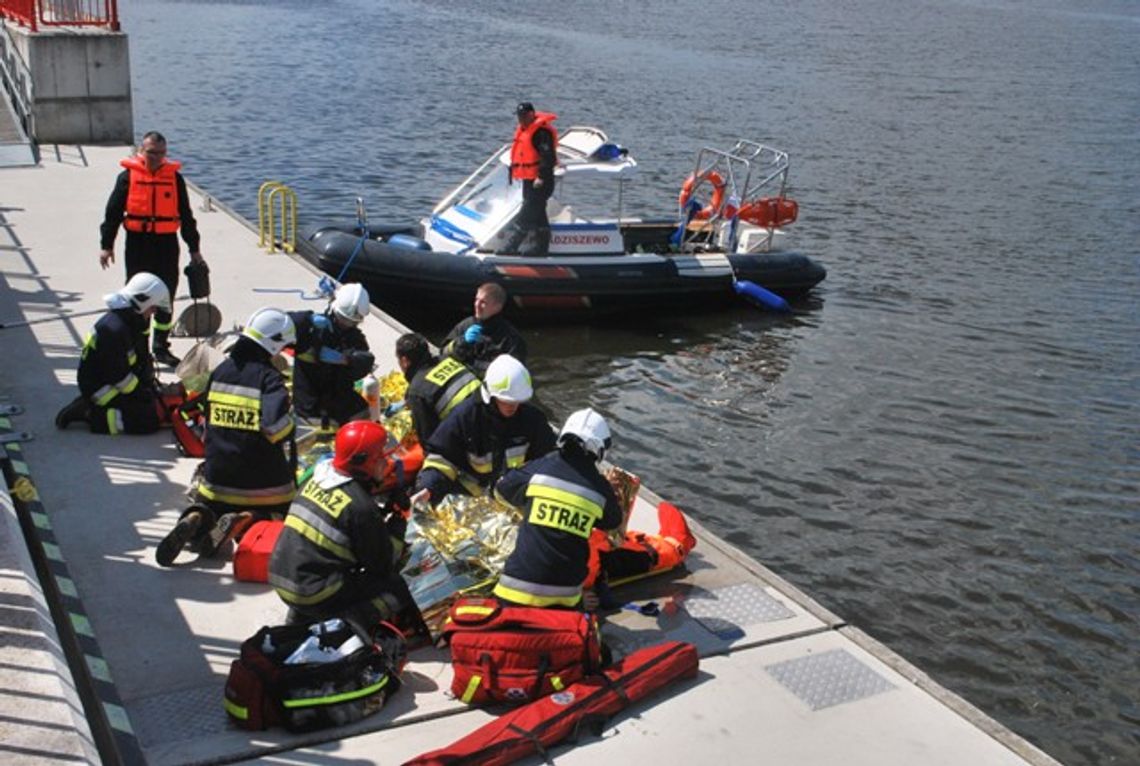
[0,0,119,31]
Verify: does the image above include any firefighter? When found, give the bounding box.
[290,283,375,425]
[55,272,169,435]
[395,332,480,442]
[411,354,556,506]
[156,308,297,567]
[269,420,416,630]
[493,408,624,608]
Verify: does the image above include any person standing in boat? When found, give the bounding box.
[410,354,556,507]
[289,283,375,426]
[441,282,528,377]
[442,281,526,376]
[98,131,206,368]
[395,332,481,443]
[498,102,558,257]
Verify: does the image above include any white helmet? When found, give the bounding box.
[332,283,370,324]
[558,408,612,461]
[480,354,533,404]
[242,308,296,356]
[105,271,170,314]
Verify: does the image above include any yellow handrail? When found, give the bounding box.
[257,180,297,253]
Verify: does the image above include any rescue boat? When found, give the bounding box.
[297,128,826,319]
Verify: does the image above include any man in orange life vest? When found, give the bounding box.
[99,131,205,368]
[498,102,558,257]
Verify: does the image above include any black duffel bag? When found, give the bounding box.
[224,619,405,732]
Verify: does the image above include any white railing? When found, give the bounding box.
[0,21,35,141]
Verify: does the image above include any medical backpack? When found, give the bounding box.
[441,597,602,706]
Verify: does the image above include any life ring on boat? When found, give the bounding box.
[678,171,727,220]
[738,197,798,228]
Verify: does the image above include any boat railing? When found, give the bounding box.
[431,143,511,217]
[678,141,791,253]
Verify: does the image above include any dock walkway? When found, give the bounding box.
[0,146,1062,765]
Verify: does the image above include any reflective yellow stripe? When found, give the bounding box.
[504,445,529,469]
[493,581,581,608]
[468,451,494,474]
[223,697,249,720]
[106,409,120,435]
[423,455,459,480]
[551,675,564,691]
[208,390,260,408]
[263,414,294,444]
[440,379,480,419]
[119,373,140,394]
[81,332,97,361]
[127,349,138,366]
[282,675,389,708]
[152,316,174,331]
[284,514,355,562]
[197,483,296,507]
[274,580,344,606]
[93,385,118,407]
[460,674,482,703]
[454,604,496,618]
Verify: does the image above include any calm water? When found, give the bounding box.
[124,0,1139,762]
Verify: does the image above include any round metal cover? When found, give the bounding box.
[174,302,223,338]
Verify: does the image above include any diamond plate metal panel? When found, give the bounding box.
[683,582,795,638]
[131,684,229,746]
[765,649,895,710]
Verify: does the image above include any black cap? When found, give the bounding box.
[515,102,535,116]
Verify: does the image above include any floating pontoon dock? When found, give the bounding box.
[0,147,1062,766]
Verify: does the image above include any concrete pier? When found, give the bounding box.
[1,21,132,144]
[0,147,1064,765]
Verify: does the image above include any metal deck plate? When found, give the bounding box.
[684,582,795,637]
[765,648,895,710]
[131,684,228,746]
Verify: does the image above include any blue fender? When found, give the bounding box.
[733,279,791,313]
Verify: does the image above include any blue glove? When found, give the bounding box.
[311,313,331,331]
[463,323,483,344]
[318,346,347,364]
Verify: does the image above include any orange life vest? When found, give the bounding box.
[509,112,558,181]
[121,155,183,234]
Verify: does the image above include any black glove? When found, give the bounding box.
[346,350,375,379]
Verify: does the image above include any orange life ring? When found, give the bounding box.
[678,171,727,220]
[739,197,798,228]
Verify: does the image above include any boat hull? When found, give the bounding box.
[297,224,826,320]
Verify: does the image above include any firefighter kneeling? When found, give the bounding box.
[269,420,419,634]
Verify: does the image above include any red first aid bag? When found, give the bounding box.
[441,597,602,706]
[233,520,285,583]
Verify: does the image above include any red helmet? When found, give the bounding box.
[333,420,391,480]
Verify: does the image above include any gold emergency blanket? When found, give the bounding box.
[400,495,522,638]
[604,465,641,544]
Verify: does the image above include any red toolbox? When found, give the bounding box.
[233,520,285,583]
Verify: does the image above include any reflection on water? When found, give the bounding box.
[123,0,1139,762]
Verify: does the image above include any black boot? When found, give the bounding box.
[55,395,90,430]
[532,227,551,257]
[156,505,207,567]
[152,328,181,367]
[496,225,528,255]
